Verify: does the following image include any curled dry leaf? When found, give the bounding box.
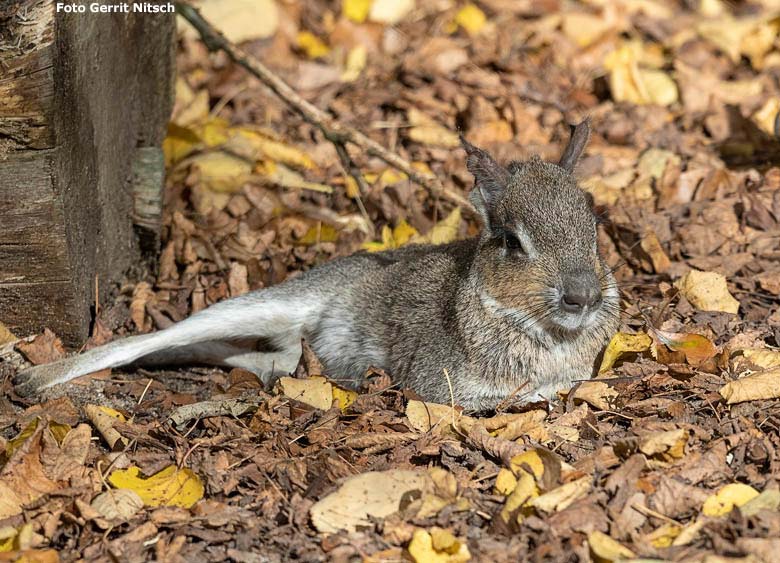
[91,489,144,523]
[719,368,780,404]
[674,270,740,315]
[639,429,688,462]
[531,476,591,513]
[650,329,718,367]
[85,405,129,450]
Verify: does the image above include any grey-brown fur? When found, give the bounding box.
[14,120,620,411]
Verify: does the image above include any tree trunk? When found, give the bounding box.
[0,0,174,345]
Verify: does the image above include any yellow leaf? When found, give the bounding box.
[674,270,740,314]
[297,31,330,59]
[0,321,16,346]
[255,161,332,193]
[599,332,652,373]
[508,450,545,480]
[191,151,253,194]
[494,469,518,496]
[279,376,334,410]
[344,175,360,198]
[604,42,678,106]
[412,208,462,245]
[407,108,460,148]
[0,523,34,553]
[2,420,71,459]
[97,406,127,422]
[588,531,636,561]
[752,98,780,136]
[702,483,760,517]
[531,476,591,513]
[163,123,202,168]
[408,528,471,562]
[332,385,358,412]
[363,220,420,252]
[108,465,204,509]
[454,4,486,36]
[645,522,682,548]
[343,0,371,23]
[720,368,780,404]
[233,129,316,170]
[342,45,367,82]
[297,224,340,245]
[500,470,538,523]
[639,428,688,461]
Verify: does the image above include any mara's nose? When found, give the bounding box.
[560,272,602,313]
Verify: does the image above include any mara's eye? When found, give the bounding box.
[503,232,524,252]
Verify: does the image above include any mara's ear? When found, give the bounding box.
[558,118,591,173]
[460,136,509,225]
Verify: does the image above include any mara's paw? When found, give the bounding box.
[13,364,62,397]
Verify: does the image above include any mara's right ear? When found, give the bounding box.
[460,136,509,226]
[558,118,591,173]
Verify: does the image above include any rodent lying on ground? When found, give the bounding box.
[14,119,620,411]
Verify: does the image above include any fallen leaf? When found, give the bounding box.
[341,45,367,82]
[15,329,65,366]
[561,12,613,47]
[191,151,253,194]
[407,108,460,148]
[604,41,678,106]
[572,381,619,410]
[255,161,333,193]
[343,0,371,23]
[740,489,780,516]
[599,332,652,373]
[650,329,718,367]
[179,0,279,43]
[454,4,486,36]
[588,531,636,561]
[639,429,688,461]
[369,0,414,24]
[531,476,591,512]
[406,401,468,433]
[363,220,419,252]
[674,270,740,314]
[108,466,204,509]
[702,483,760,517]
[297,31,330,59]
[310,470,429,533]
[411,208,462,245]
[91,489,144,523]
[741,349,780,370]
[0,322,16,346]
[408,528,471,562]
[719,368,780,404]
[279,376,333,410]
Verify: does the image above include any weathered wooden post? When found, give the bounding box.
[0,0,174,344]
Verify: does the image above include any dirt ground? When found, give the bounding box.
[3,0,780,561]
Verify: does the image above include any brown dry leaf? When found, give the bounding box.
[130,282,154,332]
[85,405,129,449]
[599,332,652,373]
[640,230,671,273]
[650,329,718,367]
[406,401,468,433]
[15,329,65,366]
[407,108,460,148]
[572,380,619,410]
[639,429,688,462]
[740,349,780,370]
[310,470,430,533]
[720,368,780,404]
[91,489,144,523]
[674,270,740,314]
[279,376,333,410]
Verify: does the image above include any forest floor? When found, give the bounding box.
[3,0,780,561]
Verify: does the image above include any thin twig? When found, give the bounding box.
[175,2,473,212]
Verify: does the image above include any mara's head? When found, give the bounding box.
[462,119,619,339]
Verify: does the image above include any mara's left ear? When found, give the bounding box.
[558,118,591,173]
[460,136,509,226]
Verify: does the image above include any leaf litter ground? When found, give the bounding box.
[3,0,780,560]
